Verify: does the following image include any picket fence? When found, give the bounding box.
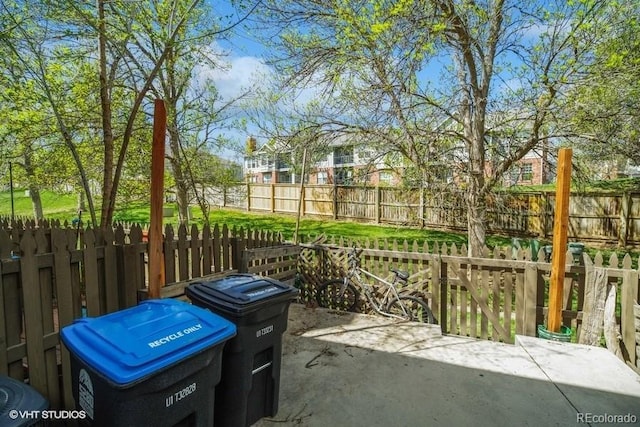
[296,236,640,372]
[0,220,290,411]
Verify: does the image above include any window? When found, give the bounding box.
[333,146,354,165]
[509,167,520,183]
[262,173,272,183]
[317,171,328,184]
[335,168,353,185]
[246,157,258,169]
[379,171,393,185]
[521,163,533,181]
[278,171,291,183]
[260,156,274,169]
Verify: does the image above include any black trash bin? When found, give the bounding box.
[0,375,48,427]
[186,274,299,427]
[60,299,236,427]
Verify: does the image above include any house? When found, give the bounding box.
[243,129,553,187]
[243,136,404,186]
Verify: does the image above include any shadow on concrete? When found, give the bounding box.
[255,304,640,427]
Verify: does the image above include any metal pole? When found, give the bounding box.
[9,161,15,221]
[294,148,307,244]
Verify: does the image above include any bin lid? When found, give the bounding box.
[186,274,298,313]
[60,299,236,385]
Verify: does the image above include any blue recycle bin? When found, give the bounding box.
[61,299,236,427]
[186,274,299,427]
[0,375,48,427]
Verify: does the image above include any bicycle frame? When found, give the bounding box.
[344,264,410,320]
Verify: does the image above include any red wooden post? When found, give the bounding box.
[548,148,572,332]
[148,99,166,299]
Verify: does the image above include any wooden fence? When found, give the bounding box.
[2,218,639,410]
[226,184,640,247]
[296,237,640,371]
[0,220,288,410]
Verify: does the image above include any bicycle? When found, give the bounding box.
[315,245,436,323]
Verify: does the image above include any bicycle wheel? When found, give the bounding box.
[386,295,435,323]
[316,279,360,312]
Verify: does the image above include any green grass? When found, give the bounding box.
[0,189,79,219]
[203,207,508,248]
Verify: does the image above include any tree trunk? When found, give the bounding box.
[22,150,43,219]
[467,177,487,257]
[167,117,190,225]
[97,0,115,229]
[464,110,488,257]
[176,178,190,224]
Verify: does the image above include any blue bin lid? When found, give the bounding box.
[60,299,236,386]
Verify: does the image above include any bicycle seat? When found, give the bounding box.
[390,269,409,281]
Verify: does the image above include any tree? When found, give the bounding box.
[1,0,213,226]
[566,0,640,171]
[253,0,609,255]
[87,0,204,227]
[145,2,250,224]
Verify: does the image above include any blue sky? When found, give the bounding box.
[196,1,273,161]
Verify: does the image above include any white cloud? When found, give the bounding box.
[195,43,273,101]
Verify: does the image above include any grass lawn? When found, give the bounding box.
[0,189,79,219]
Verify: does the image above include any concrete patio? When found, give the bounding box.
[255,303,640,427]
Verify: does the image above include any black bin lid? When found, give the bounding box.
[187,274,298,314]
[1,375,48,426]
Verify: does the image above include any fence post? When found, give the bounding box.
[246,182,251,212]
[332,182,338,220]
[271,183,276,213]
[230,237,246,272]
[523,262,539,336]
[541,192,550,238]
[619,192,630,247]
[375,186,381,224]
[431,252,445,332]
[419,187,425,228]
[621,254,638,366]
[19,231,47,396]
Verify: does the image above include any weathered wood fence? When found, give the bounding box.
[0,220,292,411]
[296,237,640,371]
[2,218,639,410]
[223,184,640,246]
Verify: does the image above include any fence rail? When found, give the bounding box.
[218,184,640,246]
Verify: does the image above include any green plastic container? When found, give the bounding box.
[537,324,572,342]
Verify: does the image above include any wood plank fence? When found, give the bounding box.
[2,218,639,410]
[296,237,640,371]
[0,220,288,410]
[224,184,640,247]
